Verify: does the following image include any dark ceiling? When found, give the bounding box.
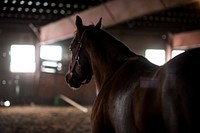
[0,0,200,33]
[117,2,200,33]
[0,0,108,27]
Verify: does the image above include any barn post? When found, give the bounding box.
[165,33,173,62]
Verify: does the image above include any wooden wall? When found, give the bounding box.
[0,24,38,105]
[106,28,167,56]
[2,21,193,106]
[0,23,168,106]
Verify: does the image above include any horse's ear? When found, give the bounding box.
[75,16,83,31]
[95,17,102,29]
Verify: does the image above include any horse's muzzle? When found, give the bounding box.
[65,72,81,89]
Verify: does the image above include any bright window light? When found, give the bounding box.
[10,45,36,73]
[171,50,185,59]
[4,100,10,107]
[40,45,62,61]
[145,49,165,66]
[42,61,58,67]
[41,67,56,73]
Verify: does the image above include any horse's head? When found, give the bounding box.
[65,16,102,89]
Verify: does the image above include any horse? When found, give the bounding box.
[65,16,200,133]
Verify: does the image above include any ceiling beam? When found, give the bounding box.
[172,30,200,49]
[40,0,200,44]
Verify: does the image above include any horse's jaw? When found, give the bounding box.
[67,80,81,90]
[65,71,92,90]
[69,86,81,91]
[65,72,82,89]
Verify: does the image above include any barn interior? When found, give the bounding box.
[0,0,200,106]
[0,0,200,132]
[0,0,199,105]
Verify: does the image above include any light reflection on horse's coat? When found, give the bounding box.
[66,16,200,133]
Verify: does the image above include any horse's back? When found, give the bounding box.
[157,47,200,133]
[104,57,159,133]
[92,48,200,133]
[110,48,200,133]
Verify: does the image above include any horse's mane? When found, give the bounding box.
[84,25,136,58]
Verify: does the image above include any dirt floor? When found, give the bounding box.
[0,105,92,133]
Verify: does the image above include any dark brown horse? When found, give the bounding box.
[66,16,200,133]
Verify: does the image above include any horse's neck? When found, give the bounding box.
[85,34,137,91]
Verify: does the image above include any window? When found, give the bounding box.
[145,49,165,66]
[171,50,185,59]
[40,45,62,73]
[10,45,35,73]
[40,45,62,61]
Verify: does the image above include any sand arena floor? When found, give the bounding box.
[0,105,92,133]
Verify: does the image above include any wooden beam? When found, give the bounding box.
[59,94,88,113]
[166,33,173,61]
[172,30,200,49]
[39,0,200,44]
